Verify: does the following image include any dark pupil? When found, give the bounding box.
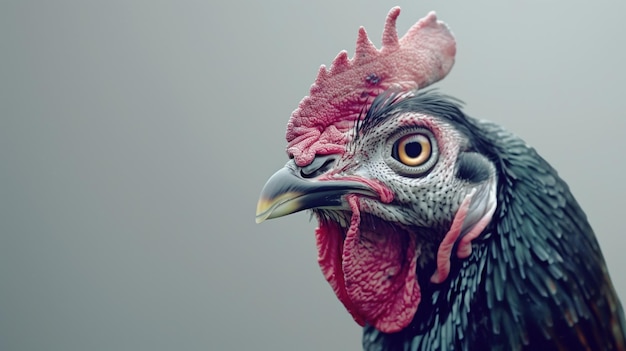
[405,142,422,158]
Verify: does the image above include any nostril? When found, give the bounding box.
[300,155,338,178]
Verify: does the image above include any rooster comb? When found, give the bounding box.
[285,7,456,166]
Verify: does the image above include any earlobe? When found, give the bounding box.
[456,180,497,258]
[430,177,497,283]
[431,189,475,284]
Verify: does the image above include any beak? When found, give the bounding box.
[255,164,377,223]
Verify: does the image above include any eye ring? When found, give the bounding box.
[393,134,432,167]
[385,129,438,177]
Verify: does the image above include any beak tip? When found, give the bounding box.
[255,215,265,224]
[255,199,270,224]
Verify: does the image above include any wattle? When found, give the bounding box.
[315,196,421,333]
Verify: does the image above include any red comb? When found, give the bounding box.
[285,7,456,167]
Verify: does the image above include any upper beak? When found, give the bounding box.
[255,163,377,223]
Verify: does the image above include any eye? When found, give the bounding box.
[392,134,432,167]
[385,129,438,177]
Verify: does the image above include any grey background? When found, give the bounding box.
[1,1,624,350]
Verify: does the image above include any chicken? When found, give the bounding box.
[256,7,626,350]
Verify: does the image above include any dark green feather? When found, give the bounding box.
[362,90,626,351]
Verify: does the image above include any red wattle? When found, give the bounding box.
[315,196,420,333]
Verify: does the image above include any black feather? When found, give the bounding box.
[361,90,626,351]
[356,89,469,141]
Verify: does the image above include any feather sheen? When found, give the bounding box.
[361,91,626,351]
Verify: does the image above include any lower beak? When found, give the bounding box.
[256,165,377,223]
